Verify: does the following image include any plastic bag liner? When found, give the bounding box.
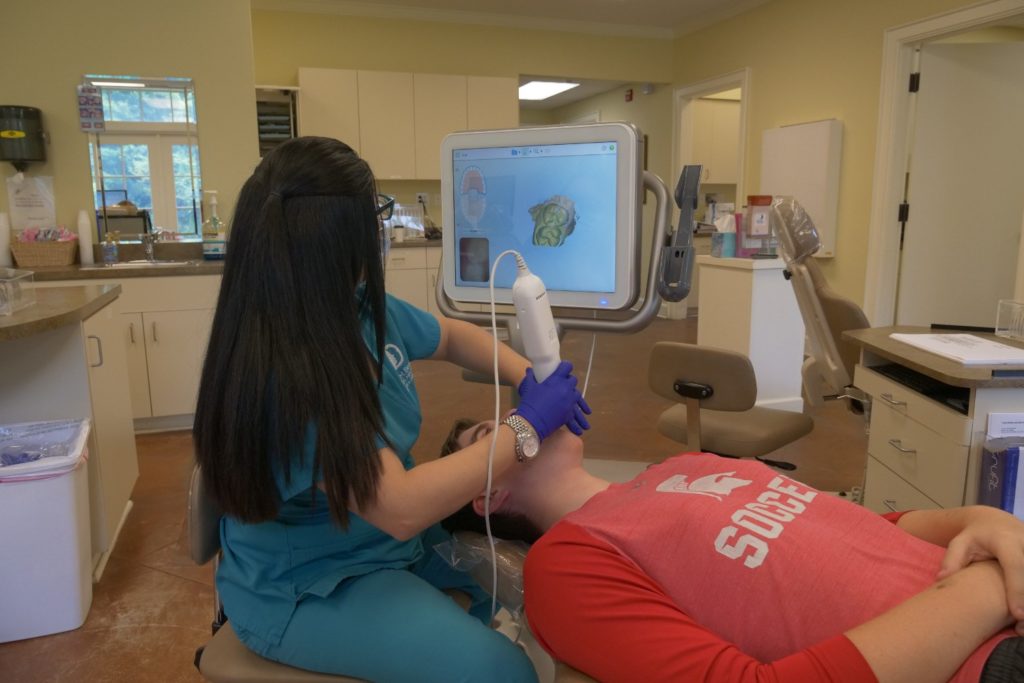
[0,419,90,481]
[434,531,528,616]
[771,196,821,264]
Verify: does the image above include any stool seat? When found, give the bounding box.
[657,404,813,458]
[198,622,365,683]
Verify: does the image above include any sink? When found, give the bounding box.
[81,259,198,269]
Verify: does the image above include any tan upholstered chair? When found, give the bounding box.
[649,341,814,470]
[772,198,870,409]
[187,464,366,683]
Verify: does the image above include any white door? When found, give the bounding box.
[896,42,1024,328]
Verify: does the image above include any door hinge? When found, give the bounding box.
[898,202,910,223]
[908,72,921,93]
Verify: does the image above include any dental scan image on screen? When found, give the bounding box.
[452,141,618,299]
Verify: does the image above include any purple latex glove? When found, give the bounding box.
[516,361,592,440]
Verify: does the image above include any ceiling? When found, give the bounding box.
[253,0,773,39]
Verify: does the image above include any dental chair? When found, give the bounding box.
[772,197,870,410]
[649,341,814,469]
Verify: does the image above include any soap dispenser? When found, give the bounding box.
[201,190,226,260]
[102,231,119,266]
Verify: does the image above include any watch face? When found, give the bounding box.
[521,433,540,459]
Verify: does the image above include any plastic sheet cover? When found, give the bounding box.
[772,196,821,264]
[434,531,527,616]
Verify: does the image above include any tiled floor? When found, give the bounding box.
[0,316,868,681]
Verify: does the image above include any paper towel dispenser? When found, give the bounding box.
[0,106,47,172]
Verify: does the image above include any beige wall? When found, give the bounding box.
[672,0,978,302]
[252,11,673,86]
[1,0,259,228]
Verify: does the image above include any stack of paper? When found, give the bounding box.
[889,333,1024,366]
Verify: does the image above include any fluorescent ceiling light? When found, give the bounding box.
[519,81,580,101]
[90,81,146,88]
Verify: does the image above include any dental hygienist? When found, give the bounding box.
[193,136,590,683]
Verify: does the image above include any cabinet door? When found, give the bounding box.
[709,100,740,184]
[468,76,519,130]
[415,74,468,179]
[143,309,214,417]
[297,68,361,151]
[121,312,152,419]
[358,71,415,179]
[84,304,140,548]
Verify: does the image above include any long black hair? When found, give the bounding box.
[193,136,388,528]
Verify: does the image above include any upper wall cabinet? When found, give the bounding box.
[298,68,518,180]
[297,68,361,152]
[691,98,739,185]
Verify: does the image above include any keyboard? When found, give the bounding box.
[871,363,970,415]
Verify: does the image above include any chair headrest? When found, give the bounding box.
[772,197,821,264]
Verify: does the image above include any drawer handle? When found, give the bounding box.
[129,322,136,345]
[879,392,907,407]
[882,498,899,512]
[887,438,917,454]
[152,321,158,343]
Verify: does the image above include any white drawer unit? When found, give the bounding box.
[863,455,942,514]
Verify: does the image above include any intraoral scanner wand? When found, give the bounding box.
[512,254,561,382]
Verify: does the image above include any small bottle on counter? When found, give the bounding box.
[102,231,119,266]
[202,190,226,260]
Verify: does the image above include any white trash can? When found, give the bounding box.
[0,419,92,643]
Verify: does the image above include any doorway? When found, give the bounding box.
[863,0,1024,326]
[670,69,750,316]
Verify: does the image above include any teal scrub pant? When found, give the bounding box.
[235,525,538,683]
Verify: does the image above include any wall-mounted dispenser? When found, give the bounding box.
[0,106,47,172]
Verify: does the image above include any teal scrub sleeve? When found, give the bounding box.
[385,294,441,361]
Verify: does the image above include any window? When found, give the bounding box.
[84,76,201,235]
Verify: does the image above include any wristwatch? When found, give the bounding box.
[502,414,540,462]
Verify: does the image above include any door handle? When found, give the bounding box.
[887,438,917,454]
[879,392,907,407]
[87,334,104,368]
[882,498,899,512]
[152,321,158,343]
[129,322,136,344]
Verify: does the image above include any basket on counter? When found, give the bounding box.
[10,239,78,267]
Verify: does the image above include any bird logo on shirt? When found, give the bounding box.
[656,472,752,501]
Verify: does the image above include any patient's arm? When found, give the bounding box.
[526,522,1011,683]
[896,506,1024,622]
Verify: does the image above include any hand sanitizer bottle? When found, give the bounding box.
[102,231,119,266]
[202,190,226,260]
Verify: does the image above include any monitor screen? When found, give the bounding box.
[440,123,643,310]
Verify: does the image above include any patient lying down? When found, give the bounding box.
[441,421,1024,683]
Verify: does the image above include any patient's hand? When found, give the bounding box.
[937,506,1024,631]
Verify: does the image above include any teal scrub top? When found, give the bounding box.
[216,293,441,645]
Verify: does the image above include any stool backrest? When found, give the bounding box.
[648,342,757,411]
[188,463,223,565]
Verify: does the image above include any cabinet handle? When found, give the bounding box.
[152,321,158,343]
[882,498,899,512]
[87,334,104,368]
[129,322,136,344]
[887,438,917,454]
[879,392,907,407]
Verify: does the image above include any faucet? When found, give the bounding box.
[141,233,159,262]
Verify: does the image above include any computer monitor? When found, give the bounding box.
[440,122,643,310]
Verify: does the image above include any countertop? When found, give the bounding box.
[28,261,225,282]
[392,238,441,249]
[0,284,121,342]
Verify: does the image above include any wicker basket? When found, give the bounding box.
[10,240,79,267]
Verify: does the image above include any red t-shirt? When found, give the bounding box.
[525,453,1009,682]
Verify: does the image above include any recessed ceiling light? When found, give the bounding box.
[518,81,580,101]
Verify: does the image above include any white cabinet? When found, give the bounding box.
[692,98,739,185]
[415,73,468,179]
[297,68,361,151]
[83,303,140,557]
[39,276,221,426]
[359,71,416,179]
[385,245,444,315]
[856,365,970,513]
[297,68,518,179]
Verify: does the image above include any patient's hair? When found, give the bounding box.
[439,418,544,544]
